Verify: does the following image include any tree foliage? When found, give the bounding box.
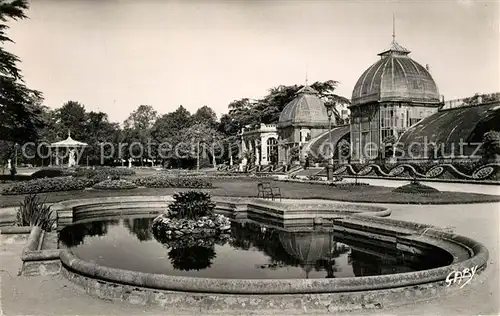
[0,0,44,142]
[53,101,87,139]
[151,105,192,142]
[482,130,500,161]
[15,74,350,167]
[218,80,350,136]
[122,105,158,163]
[193,105,217,127]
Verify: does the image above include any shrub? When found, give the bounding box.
[337,139,350,160]
[482,131,500,161]
[92,179,138,190]
[75,167,135,179]
[2,176,87,195]
[167,191,216,220]
[133,175,212,188]
[0,174,31,182]
[31,167,74,179]
[16,194,56,231]
[392,182,440,194]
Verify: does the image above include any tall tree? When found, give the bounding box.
[179,122,224,169]
[151,105,192,141]
[193,105,218,127]
[218,81,350,138]
[219,98,257,136]
[54,101,87,139]
[255,85,300,124]
[123,105,158,164]
[85,111,120,165]
[123,104,158,130]
[0,0,44,142]
[311,80,351,124]
[37,105,58,142]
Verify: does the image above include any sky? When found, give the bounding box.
[6,0,499,123]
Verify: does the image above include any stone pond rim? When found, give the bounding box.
[8,195,491,311]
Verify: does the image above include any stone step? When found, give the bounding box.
[333,217,416,236]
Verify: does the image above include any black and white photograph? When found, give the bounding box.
[0,0,499,315]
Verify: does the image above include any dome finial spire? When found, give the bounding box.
[378,15,411,57]
[392,13,396,42]
[305,67,308,86]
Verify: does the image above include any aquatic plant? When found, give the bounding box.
[16,194,56,231]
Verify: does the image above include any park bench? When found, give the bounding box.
[257,181,282,201]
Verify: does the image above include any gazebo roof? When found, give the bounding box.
[50,131,88,147]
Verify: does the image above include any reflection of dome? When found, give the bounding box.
[351,39,440,106]
[278,231,334,277]
[278,85,329,127]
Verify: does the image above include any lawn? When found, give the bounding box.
[1,177,499,208]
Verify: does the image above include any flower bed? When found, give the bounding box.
[279,177,368,187]
[133,175,212,188]
[151,191,230,241]
[31,167,76,179]
[152,214,231,239]
[163,171,206,177]
[392,182,441,194]
[92,179,138,190]
[2,176,87,195]
[75,167,136,179]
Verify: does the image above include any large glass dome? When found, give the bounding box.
[351,40,441,106]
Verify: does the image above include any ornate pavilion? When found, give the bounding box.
[240,83,348,167]
[276,85,331,164]
[349,36,443,162]
[239,31,499,168]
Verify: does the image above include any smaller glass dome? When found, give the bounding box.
[278,86,329,127]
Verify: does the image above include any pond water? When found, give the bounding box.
[58,216,452,279]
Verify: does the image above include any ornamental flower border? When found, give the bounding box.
[330,163,500,181]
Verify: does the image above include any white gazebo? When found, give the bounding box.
[50,130,88,167]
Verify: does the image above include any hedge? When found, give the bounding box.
[2,176,87,195]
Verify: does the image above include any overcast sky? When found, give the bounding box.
[6,0,499,123]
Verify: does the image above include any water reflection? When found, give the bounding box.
[59,216,452,279]
[123,218,153,242]
[349,249,413,276]
[153,228,230,272]
[168,246,216,271]
[228,222,350,278]
[59,219,120,247]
